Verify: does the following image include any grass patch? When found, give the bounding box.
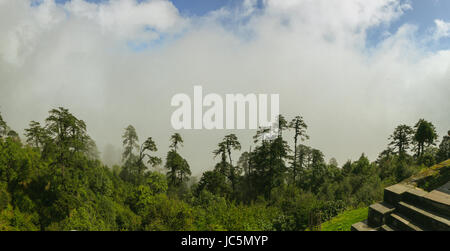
[410,159,450,191]
[321,207,368,231]
[417,163,450,191]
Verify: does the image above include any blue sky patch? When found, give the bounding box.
[365,0,450,49]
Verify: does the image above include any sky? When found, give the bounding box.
[0,0,450,176]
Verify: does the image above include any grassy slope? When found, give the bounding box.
[321,207,368,231]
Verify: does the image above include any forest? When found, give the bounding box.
[0,107,449,231]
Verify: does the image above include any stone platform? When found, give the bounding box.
[351,181,450,231]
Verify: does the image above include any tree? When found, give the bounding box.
[253,126,277,144]
[24,121,47,149]
[248,125,290,199]
[329,158,338,167]
[213,141,227,162]
[0,113,7,138]
[437,130,450,162]
[122,125,139,165]
[276,114,288,138]
[222,134,241,167]
[136,137,162,175]
[237,151,251,176]
[121,126,161,184]
[165,134,191,187]
[251,126,276,196]
[169,133,183,153]
[270,136,290,188]
[388,124,413,156]
[165,151,191,187]
[296,144,311,170]
[6,130,19,140]
[273,115,291,185]
[414,119,438,157]
[289,116,309,183]
[237,150,254,201]
[44,107,90,176]
[0,113,17,140]
[215,134,241,193]
[196,170,230,197]
[311,149,325,167]
[352,153,371,175]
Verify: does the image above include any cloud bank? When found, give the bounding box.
[0,0,449,175]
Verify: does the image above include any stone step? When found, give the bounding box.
[403,187,450,218]
[386,213,426,231]
[435,181,450,195]
[367,202,395,228]
[380,224,396,231]
[424,186,450,217]
[397,201,450,231]
[351,220,377,231]
[384,184,412,206]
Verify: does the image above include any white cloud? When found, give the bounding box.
[263,0,411,31]
[433,19,450,40]
[0,0,187,65]
[0,0,449,174]
[65,0,187,40]
[0,0,64,65]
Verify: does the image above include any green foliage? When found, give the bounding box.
[0,109,445,231]
[211,134,241,194]
[389,124,414,155]
[165,134,191,188]
[44,107,95,167]
[246,129,290,200]
[47,205,107,231]
[0,113,17,140]
[192,191,278,231]
[196,170,231,198]
[169,133,184,151]
[122,125,139,163]
[0,113,7,138]
[0,182,10,210]
[24,121,47,149]
[165,150,191,187]
[289,115,309,183]
[271,186,320,230]
[417,159,450,191]
[437,132,450,162]
[414,119,438,157]
[120,126,162,185]
[139,193,194,231]
[0,204,39,231]
[321,207,368,231]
